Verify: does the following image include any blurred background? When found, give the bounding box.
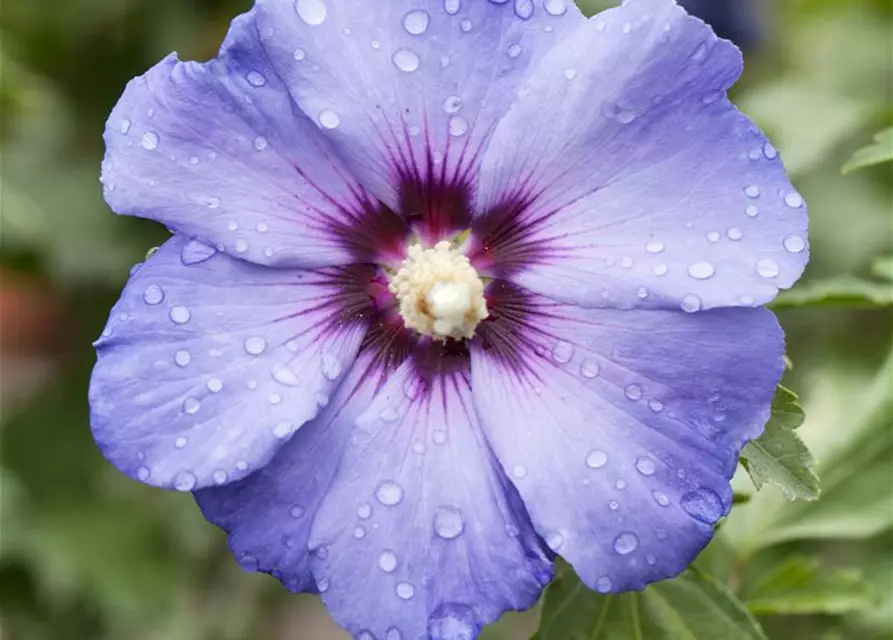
[0,0,890,638]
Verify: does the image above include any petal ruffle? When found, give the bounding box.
[471,284,784,591]
[89,236,369,491]
[255,0,584,214]
[102,12,397,268]
[473,0,808,310]
[309,356,551,640]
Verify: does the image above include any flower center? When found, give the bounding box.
[389,241,488,341]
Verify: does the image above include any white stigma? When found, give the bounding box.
[389,241,488,341]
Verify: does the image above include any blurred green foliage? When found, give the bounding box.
[1,0,891,639]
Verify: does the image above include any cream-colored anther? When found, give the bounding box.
[389,241,488,340]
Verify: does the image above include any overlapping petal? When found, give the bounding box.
[309,355,552,639]
[473,0,808,310]
[194,352,384,593]
[102,13,397,269]
[255,0,583,221]
[471,284,784,591]
[90,236,369,491]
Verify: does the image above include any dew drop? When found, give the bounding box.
[174,436,188,449]
[319,108,340,129]
[625,384,643,401]
[442,95,462,114]
[395,582,415,600]
[143,284,164,305]
[174,470,197,492]
[507,43,523,58]
[551,341,574,364]
[289,504,306,519]
[137,466,150,481]
[181,240,217,265]
[595,576,613,593]
[645,240,665,254]
[120,118,132,134]
[273,421,294,439]
[294,0,327,25]
[459,18,472,32]
[321,354,342,380]
[316,577,330,592]
[244,336,266,356]
[271,364,300,386]
[433,506,465,539]
[544,0,567,16]
[744,185,761,199]
[183,397,201,415]
[727,227,743,241]
[375,480,404,506]
[609,500,619,511]
[635,457,656,476]
[141,132,159,150]
[253,136,268,151]
[170,306,191,324]
[386,628,402,640]
[763,142,778,159]
[432,429,447,445]
[428,603,478,640]
[706,230,721,243]
[512,464,528,479]
[653,264,669,276]
[514,0,534,19]
[745,205,759,217]
[207,378,224,393]
[586,449,608,469]
[681,488,724,524]
[213,470,228,485]
[353,525,366,539]
[681,294,702,313]
[613,531,638,555]
[637,287,649,300]
[545,531,565,551]
[293,48,306,60]
[580,359,600,379]
[653,490,670,507]
[402,9,430,35]
[444,0,461,15]
[246,71,266,87]
[563,68,577,80]
[687,261,715,280]
[784,235,806,253]
[756,258,780,279]
[393,48,421,73]
[378,550,398,573]
[649,399,664,413]
[357,502,372,519]
[448,115,468,137]
[784,192,804,208]
[380,406,400,422]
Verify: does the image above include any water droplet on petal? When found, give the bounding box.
[563,68,577,80]
[746,205,759,217]
[141,132,159,150]
[356,631,375,640]
[207,378,224,393]
[688,261,715,280]
[380,406,400,422]
[375,480,404,506]
[321,354,342,380]
[403,9,430,35]
[785,192,804,208]
[595,576,613,593]
[393,48,421,73]
[395,581,416,601]
[681,294,702,313]
[653,264,669,276]
[244,336,266,356]
[613,531,638,555]
[744,185,760,198]
[385,628,402,640]
[246,71,266,87]
[353,525,366,539]
[544,0,567,16]
[316,577,330,592]
[428,603,478,640]
[763,142,778,159]
[645,240,665,254]
[293,48,306,60]
[756,258,780,279]
[507,43,523,58]
[459,18,472,32]
[174,471,197,492]
[649,399,664,413]
[727,227,743,241]
[143,284,164,305]
[378,550,398,573]
[551,341,574,364]
[512,464,528,479]
[213,470,228,485]
[433,506,465,539]
[174,349,191,367]
[442,95,462,114]
[120,118,132,134]
[181,240,217,265]
[444,0,461,14]
[706,230,721,243]
[581,359,600,379]
[784,235,806,253]
[289,504,306,518]
[514,0,534,19]
[170,306,191,324]
[432,429,447,445]
[681,488,724,524]
[545,531,565,551]
[294,0,327,25]
[137,466,150,481]
[586,450,608,469]
[448,115,468,137]
[253,136,268,151]
[319,108,340,129]
[625,384,643,401]
[183,397,201,414]
[273,421,294,439]
[174,436,188,449]
[635,457,656,476]
[653,491,670,507]
[357,502,372,519]
[271,364,300,386]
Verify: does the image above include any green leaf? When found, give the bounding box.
[843,127,893,173]
[770,275,893,309]
[535,565,767,640]
[873,256,893,282]
[740,387,820,501]
[744,557,875,616]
